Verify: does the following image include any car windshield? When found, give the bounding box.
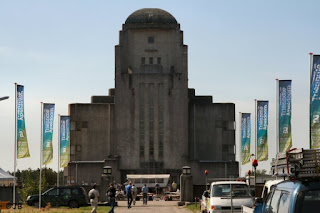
[211,184,251,197]
[295,189,320,213]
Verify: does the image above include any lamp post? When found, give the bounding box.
[103,166,112,175]
[0,96,9,101]
[101,166,112,202]
[204,170,209,190]
[252,159,258,195]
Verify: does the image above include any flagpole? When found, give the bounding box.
[276,79,279,154]
[239,112,242,177]
[13,83,17,206]
[255,99,257,158]
[39,102,43,209]
[309,52,313,149]
[57,114,60,187]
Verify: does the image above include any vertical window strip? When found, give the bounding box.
[158,83,164,157]
[149,84,154,158]
[139,83,145,157]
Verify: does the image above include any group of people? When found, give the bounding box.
[88,181,150,213]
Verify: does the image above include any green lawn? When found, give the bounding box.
[185,203,201,213]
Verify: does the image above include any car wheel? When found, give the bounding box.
[69,200,79,208]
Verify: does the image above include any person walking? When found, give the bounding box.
[132,184,138,205]
[107,183,116,213]
[142,184,148,205]
[125,181,133,208]
[88,184,100,213]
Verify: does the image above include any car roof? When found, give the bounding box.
[264,180,283,188]
[211,181,247,185]
[275,179,320,192]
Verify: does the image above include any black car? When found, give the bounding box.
[26,186,89,208]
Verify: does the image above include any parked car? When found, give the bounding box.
[254,179,320,213]
[205,181,254,213]
[26,186,89,208]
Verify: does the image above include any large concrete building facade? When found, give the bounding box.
[65,8,238,187]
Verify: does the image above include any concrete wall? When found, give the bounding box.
[189,102,236,162]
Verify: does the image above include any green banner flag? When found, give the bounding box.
[279,80,292,152]
[43,103,55,165]
[60,116,70,168]
[257,101,268,161]
[310,55,320,148]
[241,113,251,165]
[16,84,30,158]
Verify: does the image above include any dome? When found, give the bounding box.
[125,8,177,24]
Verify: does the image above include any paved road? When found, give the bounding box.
[114,201,193,213]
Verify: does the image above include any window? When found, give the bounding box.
[72,189,79,195]
[141,57,145,65]
[149,84,154,158]
[158,83,164,157]
[60,188,71,196]
[278,192,290,213]
[211,184,250,197]
[48,188,59,196]
[149,57,153,64]
[139,83,145,157]
[269,190,282,213]
[148,36,154,43]
[295,190,320,213]
[157,57,161,65]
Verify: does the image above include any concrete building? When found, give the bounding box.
[65,8,238,188]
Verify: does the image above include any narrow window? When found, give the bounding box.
[141,57,145,65]
[139,83,145,157]
[149,84,154,158]
[157,57,161,65]
[149,57,153,64]
[148,36,154,43]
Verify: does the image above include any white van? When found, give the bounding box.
[206,181,254,213]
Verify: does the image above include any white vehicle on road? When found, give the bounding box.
[205,181,253,213]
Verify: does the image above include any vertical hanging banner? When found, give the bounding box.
[257,101,268,161]
[60,116,70,168]
[241,113,251,165]
[16,85,30,158]
[310,55,320,148]
[43,103,55,165]
[279,80,292,152]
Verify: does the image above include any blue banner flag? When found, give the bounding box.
[279,80,292,152]
[257,101,268,161]
[241,113,251,165]
[43,103,55,165]
[310,55,320,149]
[60,116,70,168]
[16,85,30,158]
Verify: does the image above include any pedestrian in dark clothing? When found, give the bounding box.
[142,184,148,205]
[125,181,133,208]
[107,183,116,213]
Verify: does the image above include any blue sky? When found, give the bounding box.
[0,0,319,176]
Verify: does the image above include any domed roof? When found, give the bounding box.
[125,8,177,24]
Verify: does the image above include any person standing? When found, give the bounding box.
[132,184,138,205]
[125,181,133,208]
[88,184,100,213]
[142,184,148,205]
[171,181,177,192]
[107,183,116,213]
